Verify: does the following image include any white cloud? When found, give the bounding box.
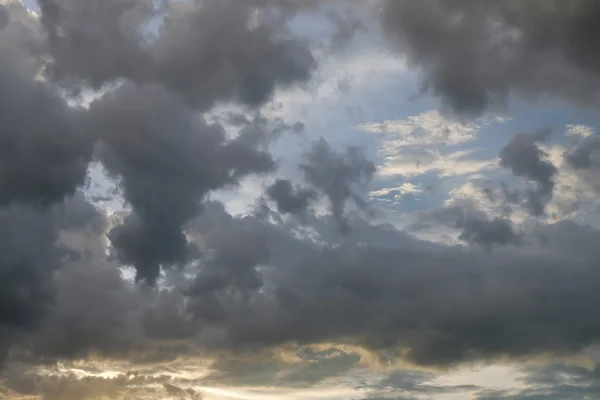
[362,110,507,180]
[378,148,495,178]
[370,182,424,200]
[566,124,595,138]
[540,143,599,224]
[359,110,508,147]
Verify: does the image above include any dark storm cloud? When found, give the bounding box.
[5,1,600,394]
[411,204,522,249]
[37,0,156,89]
[381,0,600,115]
[0,3,92,207]
[458,216,522,248]
[89,83,274,284]
[266,179,317,215]
[188,214,600,367]
[7,198,600,371]
[150,0,316,110]
[499,130,557,215]
[37,0,317,109]
[0,63,92,207]
[0,194,104,364]
[71,202,586,368]
[300,138,376,231]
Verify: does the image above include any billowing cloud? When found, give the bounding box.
[381,0,600,115]
[499,130,558,215]
[300,138,376,231]
[3,0,600,398]
[266,179,317,215]
[38,0,317,109]
[89,83,275,284]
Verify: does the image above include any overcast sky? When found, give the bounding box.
[3,1,600,399]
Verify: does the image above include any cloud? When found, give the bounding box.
[378,148,494,178]
[409,202,522,249]
[300,138,376,231]
[0,4,9,30]
[370,182,424,201]
[38,0,317,110]
[0,194,105,364]
[475,363,600,400]
[566,124,595,138]
[381,0,600,115]
[89,83,275,284]
[4,0,600,398]
[266,179,317,215]
[499,130,558,215]
[364,110,502,180]
[359,110,506,147]
[0,5,92,207]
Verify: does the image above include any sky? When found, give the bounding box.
[3,0,600,399]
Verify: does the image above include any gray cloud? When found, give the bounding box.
[0,4,9,30]
[89,83,275,284]
[410,204,522,249]
[499,130,557,215]
[476,364,600,400]
[183,213,600,367]
[300,138,376,231]
[38,0,317,110]
[0,194,104,364]
[4,2,600,397]
[266,179,317,215]
[0,5,92,207]
[5,198,600,372]
[381,0,600,115]
[565,135,600,171]
[0,65,92,207]
[458,215,522,248]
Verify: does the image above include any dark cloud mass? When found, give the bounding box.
[38,0,316,109]
[0,3,91,207]
[4,0,600,398]
[0,63,92,206]
[266,179,317,215]
[381,0,600,115]
[300,138,376,231]
[90,83,275,283]
[413,205,522,249]
[499,130,557,215]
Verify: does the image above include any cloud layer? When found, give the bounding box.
[2,0,600,399]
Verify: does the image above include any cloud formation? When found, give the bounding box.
[381,0,600,115]
[499,130,558,215]
[3,0,600,398]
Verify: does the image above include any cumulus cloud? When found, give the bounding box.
[38,0,317,109]
[300,138,376,231]
[90,83,275,284]
[499,130,558,216]
[4,0,600,398]
[381,0,600,116]
[266,179,317,215]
